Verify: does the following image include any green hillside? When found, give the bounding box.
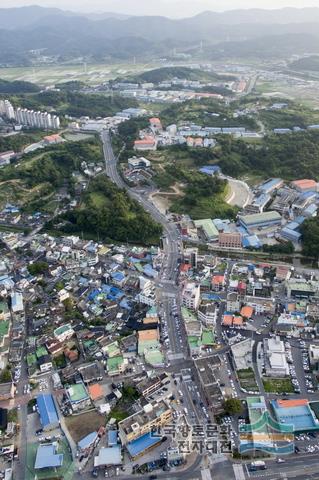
[290,55,319,72]
[121,66,233,84]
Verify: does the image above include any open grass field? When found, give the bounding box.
[65,410,106,443]
[237,368,259,392]
[0,62,158,86]
[263,377,294,394]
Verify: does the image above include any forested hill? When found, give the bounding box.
[0,78,40,94]
[120,67,234,84]
[290,55,319,72]
[47,175,162,245]
[8,90,138,118]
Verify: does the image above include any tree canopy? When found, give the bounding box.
[48,174,162,245]
[223,398,243,416]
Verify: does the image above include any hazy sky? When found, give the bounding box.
[1,0,317,17]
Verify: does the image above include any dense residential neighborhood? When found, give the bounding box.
[2,4,319,480]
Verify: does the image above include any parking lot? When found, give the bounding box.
[290,339,316,395]
[295,432,319,454]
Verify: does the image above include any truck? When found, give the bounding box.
[249,461,266,471]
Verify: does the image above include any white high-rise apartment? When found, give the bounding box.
[0,100,15,120]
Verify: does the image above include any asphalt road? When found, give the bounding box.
[224,176,252,209]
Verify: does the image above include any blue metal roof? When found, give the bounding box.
[37,394,59,429]
[259,178,282,191]
[242,235,261,249]
[34,444,63,469]
[78,431,98,450]
[281,228,302,241]
[199,165,221,176]
[111,272,126,282]
[108,430,118,446]
[127,432,161,458]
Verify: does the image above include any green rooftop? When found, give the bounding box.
[138,339,160,355]
[107,355,124,372]
[67,383,89,403]
[145,349,164,366]
[188,335,202,349]
[194,219,219,239]
[201,329,215,346]
[54,323,73,337]
[181,307,197,323]
[27,353,37,367]
[36,346,48,359]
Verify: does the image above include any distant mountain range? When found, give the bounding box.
[1,6,319,66]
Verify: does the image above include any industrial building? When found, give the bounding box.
[238,211,282,230]
[258,178,284,194]
[194,219,219,241]
[36,394,59,431]
[245,193,271,214]
[291,179,318,192]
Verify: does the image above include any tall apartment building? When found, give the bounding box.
[15,108,60,130]
[182,282,201,310]
[0,100,15,120]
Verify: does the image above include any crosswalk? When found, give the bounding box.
[168,352,185,360]
[233,464,246,480]
[201,468,213,480]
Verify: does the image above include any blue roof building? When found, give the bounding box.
[111,272,126,284]
[126,432,162,459]
[242,235,262,249]
[36,394,59,431]
[35,443,63,470]
[281,228,301,242]
[303,203,318,217]
[78,432,98,451]
[108,430,118,447]
[199,165,221,176]
[258,178,283,194]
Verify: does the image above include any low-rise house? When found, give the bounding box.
[65,382,91,412]
[0,382,14,402]
[54,324,75,343]
[107,356,128,376]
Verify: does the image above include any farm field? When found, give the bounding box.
[0,62,158,86]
